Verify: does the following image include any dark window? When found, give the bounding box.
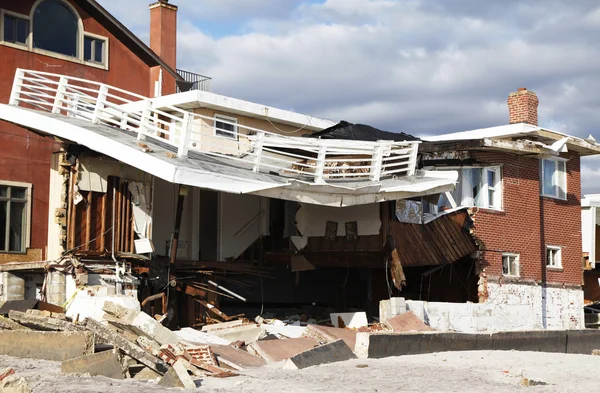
[84,35,105,64]
[214,115,237,139]
[33,0,78,57]
[0,185,29,253]
[3,14,29,45]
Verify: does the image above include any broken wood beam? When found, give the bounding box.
[83,317,168,374]
[141,292,165,307]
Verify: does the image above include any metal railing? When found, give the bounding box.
[9,69,420,184]
[176,69,212,93]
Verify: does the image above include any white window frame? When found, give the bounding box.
[502,253,520,277]
[83,32,109,67]
[0,2,109,70]
[214,114,238,140]
[540,157,567,200]
[546,245,562,269]
[0,180,32,254]
[0,9,30,48]
[443,166,503,210]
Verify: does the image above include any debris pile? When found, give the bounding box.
[0,297,433,389]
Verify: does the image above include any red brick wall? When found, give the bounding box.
[0,0,154,258]
[471,150,582,286]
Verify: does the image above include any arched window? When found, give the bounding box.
[32,0,78,57]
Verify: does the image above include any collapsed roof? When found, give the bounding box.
[306,121,419,142]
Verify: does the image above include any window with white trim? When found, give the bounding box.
[449,166,502,210]
[33,0,78,57]
[3,13,28,45]
[540,158,566,199]
[214,114,238,140]
[0,182,31,253]
[84,35,106,64]
[502,253,520,277]
[546,246,562,269]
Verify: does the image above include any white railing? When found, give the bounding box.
[9,69,420,184]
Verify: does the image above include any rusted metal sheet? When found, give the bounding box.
[389,208,478,267]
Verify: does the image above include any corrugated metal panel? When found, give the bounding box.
[389,208,478,267]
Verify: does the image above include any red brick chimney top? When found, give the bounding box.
[508,87,539,126]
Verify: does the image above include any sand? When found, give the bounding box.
[1,350,599,392]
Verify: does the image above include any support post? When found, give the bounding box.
[9,69,25,106]
[177,112,192,157]
[252,132,265,173]
[138,99,153,140]
[407,142,420,176]
[169,185,188,265]
[91,85,109,124]
[52,76,68,114]
[370,141,385,181]
[314,146,328,184]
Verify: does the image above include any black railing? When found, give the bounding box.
[176,69,212,93]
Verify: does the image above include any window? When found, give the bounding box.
[33,0,78,57]
[3,13,28,45]
[0,183,31,253]
[449,167,502,210]
[547,246,562,269]
[84,35,106,64]
[502,253,520,277]
[214,115,238,140]
[540,158,566,199]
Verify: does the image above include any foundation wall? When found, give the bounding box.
[406,282,584,332]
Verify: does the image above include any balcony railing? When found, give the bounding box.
[9,69,419,184]
[176,69,212,93]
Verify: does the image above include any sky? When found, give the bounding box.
[97,0,600,194]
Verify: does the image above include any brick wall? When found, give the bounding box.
[470,150,582,286]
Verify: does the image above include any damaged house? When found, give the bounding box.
[1,0,598,335]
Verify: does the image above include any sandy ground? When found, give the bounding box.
[1,350,599,392]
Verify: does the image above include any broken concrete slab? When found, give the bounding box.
[8,310,84,332]
[172,359,197,389]
[330,312,368,329]
[211,345,267,370]
[304,325,357,351]
[0,330,93,361]
[249,337,319,362]
[211,323,264,344]
[84,318,168,374]
[379,297,406,323]
[157,366,185,389]
[102,301,180,346]
[261,321,306,338]
[0,316,30,331]
[0,374,31,393]
[61,350,124,379]
[133,367,161,381]
[383,311,435,332]
[283,339,357,370]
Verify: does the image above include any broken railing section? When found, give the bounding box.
[10,69,420,184]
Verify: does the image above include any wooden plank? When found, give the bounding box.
[100,193,107,251]
[85,191,92,250]
[0,249,43,264]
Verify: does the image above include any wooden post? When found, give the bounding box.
[169,185,188,265]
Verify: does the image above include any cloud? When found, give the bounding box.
[97,0,600,193]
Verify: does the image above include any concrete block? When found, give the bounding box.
[249,337,319,362]
[566,330,600,354]
[61,350,124,379]
[157,366,185,388]
[8,310,84,332]
[1,273,25,301]
[0,330,93,361]
[330,312,368,329]
[0,316,30,331]
[133,367,161,380]
[158,360,196,389]
[304,325,357,351]
[283,339,357,370]
[103,301,179,346]
[491,331,566,353]
[380,297,406,323]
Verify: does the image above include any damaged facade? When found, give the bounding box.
[0,0,598,337]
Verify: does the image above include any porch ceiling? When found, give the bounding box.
[0,104,458,207]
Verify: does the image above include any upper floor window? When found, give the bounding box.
[33,0,78,57]
[502,253,520,277]
[450,166,502,210]
[3,13,28,45]
[546,245,562,269]
[540,158,566,200]
[0,182,31,253]
[214,114,238,140]
[84,35,106,64]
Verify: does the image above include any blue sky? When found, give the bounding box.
[98,0,600,193]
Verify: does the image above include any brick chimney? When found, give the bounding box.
[149,0,177,96]
[507,87,539,126]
